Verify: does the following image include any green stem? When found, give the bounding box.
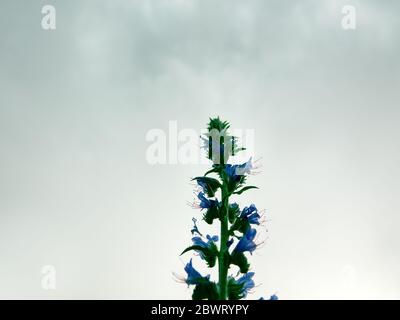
[218,186,229,300]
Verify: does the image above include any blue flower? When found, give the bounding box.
[192,234,218,248]
[191,217,203,236]
[184,259,208,285]
[192,235,218,260]
[197,192,218,210]
[236,272,255,297]
[236,158,253,175]
[197,179,207,191]
[225,158,253,179]
[240,204,261,225]
[206,234,219,242]
[233,228,257,254]
[190,235,218,266]
[192,235,219,260]
[225,164,239,180]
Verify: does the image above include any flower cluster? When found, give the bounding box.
[179,117,277,300]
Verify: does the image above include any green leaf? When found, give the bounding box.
[204,167,219,176]
[230,251,250,273]
[181,245,206,256]
[181,243,219,268]
[207,117,230,132]
[192,281,219,300]
[227,277,245,300]
[228,203,240,224]
[229,218,250,235]
[192,177,222,197]
[227,175,246,194]
[233,186,258,195]
[203,205,220,225]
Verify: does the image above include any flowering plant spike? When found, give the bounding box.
[179,117,275,300]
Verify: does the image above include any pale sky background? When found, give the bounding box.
[0,0,399,299]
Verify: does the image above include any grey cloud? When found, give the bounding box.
[0,0,399,299]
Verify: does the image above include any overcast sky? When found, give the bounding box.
[0,0,399,299]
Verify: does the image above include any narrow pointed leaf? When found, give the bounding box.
[233,186,258,195]
[192,281,219,300]
[192,177,222,197]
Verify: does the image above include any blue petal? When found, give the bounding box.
[247,213,260,225]
[184,259,203,285]
[234,228,257,253]
[206,234,219,243]
[192,237,207,248]
[234,272,255,298]
[191,217,203,236]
